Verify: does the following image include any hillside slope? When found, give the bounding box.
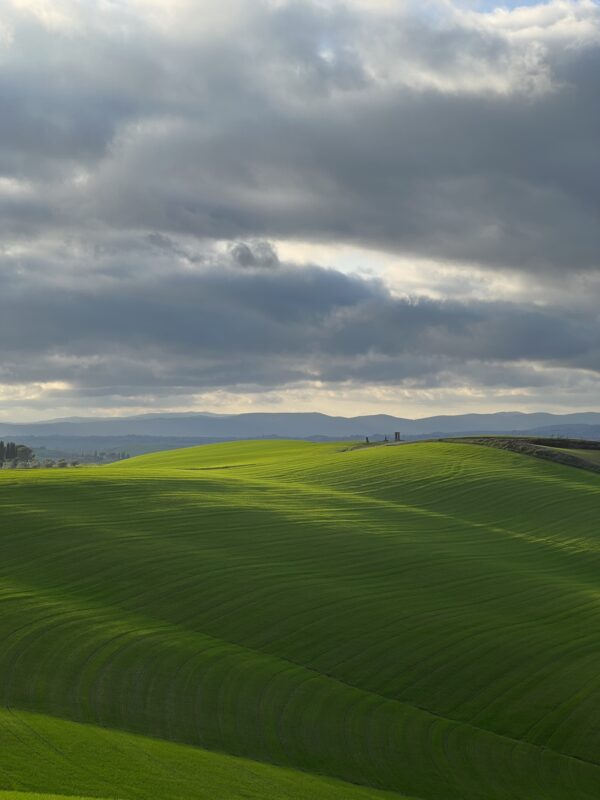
[0,441,600,799]
[0,708,403,800]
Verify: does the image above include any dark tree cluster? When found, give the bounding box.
[0,441,34,467]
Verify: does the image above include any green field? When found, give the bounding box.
[558,448,600,466]
[1,440,600,800]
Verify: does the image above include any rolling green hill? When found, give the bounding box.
[1,440,600,799]
[0,707,403,800]
[559,448,600,466]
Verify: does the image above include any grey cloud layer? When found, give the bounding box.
[2,1,600,269]
[1,0,600,412]
[0,242,597,400]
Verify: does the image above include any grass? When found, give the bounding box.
[559,448,600,465]
[0,794,107,800]
[0,793,108,800]
[0,707,403,800]
[0,439,600,799]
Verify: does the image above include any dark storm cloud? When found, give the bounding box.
[1,1,600,269]
[0,242,597,400]
[230,241,280,268]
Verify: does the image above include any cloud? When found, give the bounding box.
[0,0,599,269]
[0,0,599,416]
[0,240,597,412]
[229,241,280,268]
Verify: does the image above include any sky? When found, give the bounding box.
[0,0,599,421]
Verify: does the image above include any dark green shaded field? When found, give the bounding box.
[0,707,401,800]
[1,440,600,799]
[559,448,600,465]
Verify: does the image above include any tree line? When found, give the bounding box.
[0,440,130,468]
[0,441,33,465]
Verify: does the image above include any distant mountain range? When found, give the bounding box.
[1,411,600,447]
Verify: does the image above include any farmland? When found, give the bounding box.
[1,440,600,799]
[559,448,600,466]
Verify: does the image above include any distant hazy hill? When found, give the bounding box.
[1,410,600,443]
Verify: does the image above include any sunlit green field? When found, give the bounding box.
[1,440,600,800]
